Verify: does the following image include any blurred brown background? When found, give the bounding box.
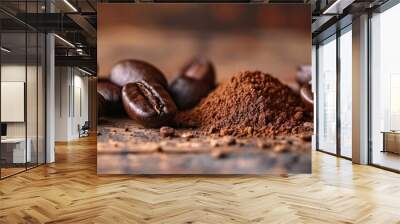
[97,4,311,85]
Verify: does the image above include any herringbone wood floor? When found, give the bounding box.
[0,136,399,224]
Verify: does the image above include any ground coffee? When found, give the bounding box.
[177,71,313,137]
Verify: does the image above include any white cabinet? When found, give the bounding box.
[1,138,32,163]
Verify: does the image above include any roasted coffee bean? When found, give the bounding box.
[296,65,311,86]
[122,80,177,128]
[273,144,290,153]
[181,57,215,83]
[169,57,215,110]
[110,59,168,88]
[300,84,313,111]
[222,136,236,146]
[211,149,229,159]
[301,134,312,142]
[169,77,214,110]
[287,82,300,94]
[97,93,107,117]
[160,126,175,138]
[180,132,194,139]
[98,81,121,102]
[97,81,124,116]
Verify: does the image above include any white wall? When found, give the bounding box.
[70,73,89,139]
[55,66,70,141]
[1,65,40,138]
[55,67,89,141]
[1,65,26,138]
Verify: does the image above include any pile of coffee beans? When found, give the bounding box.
[98,58,215,128]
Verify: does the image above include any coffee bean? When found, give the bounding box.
[303,122,313,128]
[273,145,290,153]
[211,150,228,159]
[301,134,312,142]
[180,132,194,139]
[208,126,217,134]
[296,65,311,86]
[287,82,300,94]
[210,139,220,147]
[182,57,215,83]
[146,143,163,152]
[222,136,236,146]
[122,80,177,128]
[245,126,253,135]
[110,59,168,88]
[169,77,213,110]
[294,111,304,121]
[256,140,271,149]
[169,57,215,110]
[300,84,313,111]
[97,93,107,117]
[219,128,233,136]
[98,81,121,102]
[97,81,123,116]
[160,126,175,138]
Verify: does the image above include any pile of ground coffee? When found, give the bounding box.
[176,71,313,137]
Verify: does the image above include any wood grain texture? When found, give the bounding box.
[97,119,311,174]
[1,136,400,223]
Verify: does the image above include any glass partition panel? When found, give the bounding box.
[371,3,400,171]
[339,28,352,158]
[317,35,337,154]
[1,30,27,177]
[0,1,46,179]
[38,32,45,165]
[27,30,38,169]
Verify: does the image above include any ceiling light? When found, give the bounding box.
[78,67,93,76]
[76,48,85,55]
[54,34,75,48]
[63,0,78,12]
[1,47,11,53]
[323,0,355,15]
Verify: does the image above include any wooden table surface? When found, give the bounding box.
[97,118,311,175]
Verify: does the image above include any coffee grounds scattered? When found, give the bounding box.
[176,71,313,137]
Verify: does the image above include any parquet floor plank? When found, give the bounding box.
[0,136,399,223]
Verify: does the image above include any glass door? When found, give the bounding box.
[0,1,46,179]
[370,2,400,171]
[1,30,28,178]
[27,30,38,169]
[339,26,352,158]
[38,32,46,166]
[317,35,337,154]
